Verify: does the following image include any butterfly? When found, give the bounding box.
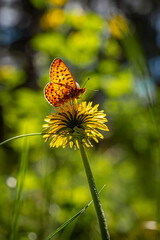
[44,58,86,107]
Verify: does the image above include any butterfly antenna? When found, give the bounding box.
[82,77,90,88]
[82,78,99,91]
[87,89,99,92]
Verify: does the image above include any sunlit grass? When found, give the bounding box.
[9,138,29,240]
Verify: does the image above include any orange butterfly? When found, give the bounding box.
[44,58,86,107]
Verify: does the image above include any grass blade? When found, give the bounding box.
[46,185,106,240]
[9,138,29,240]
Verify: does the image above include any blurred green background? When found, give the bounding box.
[0,0,159,239]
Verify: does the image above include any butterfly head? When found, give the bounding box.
[76,82,86,95]
[80,88,86,94]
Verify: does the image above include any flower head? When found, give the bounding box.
[43,100,109,149]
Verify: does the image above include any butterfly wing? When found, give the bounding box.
[50,58,76,89]
[44,82,73,107]
[45,58,77,107]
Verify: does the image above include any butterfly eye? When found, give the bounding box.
[81,88,86,93]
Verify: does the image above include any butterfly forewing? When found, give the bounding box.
[50,58,76,90]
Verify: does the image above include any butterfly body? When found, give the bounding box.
[44,58,86,107]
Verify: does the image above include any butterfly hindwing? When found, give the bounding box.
[44,82,72,107]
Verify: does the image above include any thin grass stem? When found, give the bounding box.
[0,133,42,146]
[10,138,29,240]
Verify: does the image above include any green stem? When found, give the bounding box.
[78,140,110,240]
[0,133,42,146]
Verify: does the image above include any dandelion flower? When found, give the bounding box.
[43,100,109,149]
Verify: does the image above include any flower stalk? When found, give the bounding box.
[78,140,110,240]
[43,100,110,238]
